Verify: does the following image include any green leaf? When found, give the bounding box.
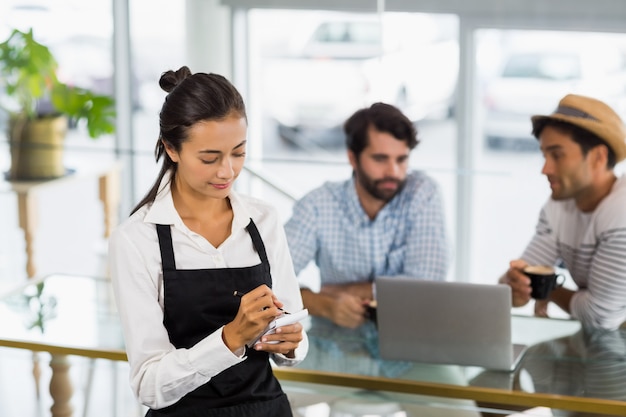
[0,28,116,138]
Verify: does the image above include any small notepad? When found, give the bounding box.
[250,308,309,345]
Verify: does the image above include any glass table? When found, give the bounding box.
[1,274,625,417]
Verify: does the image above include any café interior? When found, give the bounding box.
[1,0,626,416]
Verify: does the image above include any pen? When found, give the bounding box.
[233,290,288,313]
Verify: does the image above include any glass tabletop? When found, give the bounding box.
[1,274,625,416]
[293,314,626,400]
[0,274,125,359]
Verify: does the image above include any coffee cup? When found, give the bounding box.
[523,265,565,300]
[365,300,377,326]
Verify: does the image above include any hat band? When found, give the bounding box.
[554,105,599,122]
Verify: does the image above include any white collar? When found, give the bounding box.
[143,170,256,232]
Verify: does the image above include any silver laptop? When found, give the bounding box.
[375,276,527,371]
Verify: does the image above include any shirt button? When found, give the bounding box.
[212,255,224,266]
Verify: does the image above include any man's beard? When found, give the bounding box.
[355,165,406,202]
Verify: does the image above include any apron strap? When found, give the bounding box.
[156,224,176,271]
[246,219,270,276]
[157,220,269,275]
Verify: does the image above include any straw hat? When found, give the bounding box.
[531,94,626,162]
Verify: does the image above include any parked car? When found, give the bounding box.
[262,12,458,149]
[482,40,626,151]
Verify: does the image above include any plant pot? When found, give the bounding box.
[8,115,68,181]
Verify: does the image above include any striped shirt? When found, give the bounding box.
[284,171,450,285]
[521,174,626,330]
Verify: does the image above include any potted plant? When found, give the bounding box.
[0,28,116,180]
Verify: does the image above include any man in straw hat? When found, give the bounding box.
[500,93,626,330]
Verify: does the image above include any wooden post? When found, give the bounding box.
[49,354,74,417]
[98,166,121,239]
[17,191,38,279]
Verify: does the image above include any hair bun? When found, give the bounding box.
[159,66,193,93]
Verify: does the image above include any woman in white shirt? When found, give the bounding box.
[108,66,308,416]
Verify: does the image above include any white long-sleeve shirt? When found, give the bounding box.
[108,175,308,409]
[521,174,626,330]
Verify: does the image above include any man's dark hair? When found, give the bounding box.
[344,102,419,158]
[532,119,617,169]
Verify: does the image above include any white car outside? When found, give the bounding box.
[262,12,458,148]
[482,36,626,151]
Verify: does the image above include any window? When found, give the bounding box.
[245,9,459,283]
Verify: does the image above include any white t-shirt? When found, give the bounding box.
[522,174,626,330]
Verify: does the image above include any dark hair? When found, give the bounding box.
[343,102,418,158]
[131,66,247,215]
[532,119,616,169]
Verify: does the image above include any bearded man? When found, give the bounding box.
[284,102,450,329]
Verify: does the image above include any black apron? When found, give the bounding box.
[146,220,292,417]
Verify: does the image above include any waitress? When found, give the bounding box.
[109,66,308,417]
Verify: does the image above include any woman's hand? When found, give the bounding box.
[254,321,304,358]
[222,284,284,352]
